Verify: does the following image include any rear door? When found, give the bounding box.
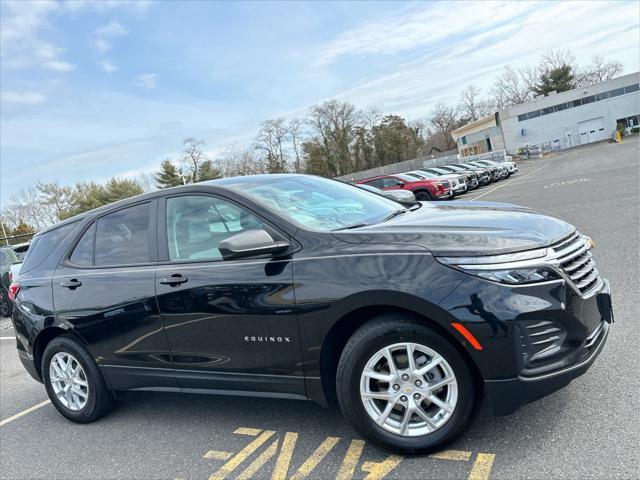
[154,193,302,397]
[53,200,176,390]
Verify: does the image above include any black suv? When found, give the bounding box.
[11,174,612,453]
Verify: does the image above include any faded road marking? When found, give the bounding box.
[272,431,298,480]
[430,450,472,461]
[0,400,51,427]
[234,427,263,436]
[336,439,365,480]
[290,436,340,480]
[361,455,403,479]
[209,430,275,480]
[236,439,279,480]
[468,453,496,480]
[204,451,233,460]
[469,159,553,201]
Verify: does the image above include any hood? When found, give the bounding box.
[333,200,575,256]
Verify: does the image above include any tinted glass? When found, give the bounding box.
[364,178,384,188]
[624,84,639,93]
[69,223,96,266]
[240,176,398,231]
[167,195,265,261]
[21,222,78,273]
[94,203,150,266]
[582,95,595,104]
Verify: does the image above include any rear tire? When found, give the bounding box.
[414,191,432,201]
[42,335,115,423]
[336,315,476,454]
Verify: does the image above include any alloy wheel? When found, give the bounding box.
[360,342,458,437]
[49,352,89,411]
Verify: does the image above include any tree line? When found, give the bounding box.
[1,50,622,238]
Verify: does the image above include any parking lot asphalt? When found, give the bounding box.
[1,139,639,480]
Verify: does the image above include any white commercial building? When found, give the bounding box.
[452,72,639,156]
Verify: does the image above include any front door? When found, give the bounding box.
[155,194,303,398]
[53,200,176,390]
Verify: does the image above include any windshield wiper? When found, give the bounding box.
[333,223,371,231]
[381,209,408,222]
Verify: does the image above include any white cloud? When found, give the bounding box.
[95,20,128,38]
[1,91,47,106]
[0,1,76,73]
[45,60,76,72]
[99,59,118,73]
[91,20,128,72]
[133,74,158,90]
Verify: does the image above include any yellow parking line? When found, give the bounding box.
[272,431,299,480]
[0,400,51,427]
[468,453,496,480]
[361,455,403,479]
[209,430,275,480]
[234,427,262,436]
[336,439,365,480]
[236,439,279,480]
[204,451,234,460]
[431,450,472,461]
[290,436,340,480]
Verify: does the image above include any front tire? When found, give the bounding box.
[336,315,476,454]
[414,191,432,201]
[42,335,115,423]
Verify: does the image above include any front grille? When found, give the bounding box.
[550,232,602,296]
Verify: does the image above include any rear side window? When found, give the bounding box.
[21,222,78,274]
[69,223,96,266]
[94,203,151,266]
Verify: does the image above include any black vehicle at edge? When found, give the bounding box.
[11,174,613,453]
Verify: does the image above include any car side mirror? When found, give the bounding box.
[218,229,290,260]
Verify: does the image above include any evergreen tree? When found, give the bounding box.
[155,159,183,188]
[196,160,221,182]
[533,65,576,96]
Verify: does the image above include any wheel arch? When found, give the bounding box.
[33,326,90,380]
[318,301,483,407]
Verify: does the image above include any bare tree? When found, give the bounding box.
[306,100,360,176]
[491,65,533,108]
[287,118,304,173]
[180,137,208,183]
[458,85,494,121]
[578,54,623,86]
[429,103,459,151]
[35,182,74,224]
[254,119,289,173]
[218,143,265,177]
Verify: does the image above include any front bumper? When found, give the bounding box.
[484,279,612,416]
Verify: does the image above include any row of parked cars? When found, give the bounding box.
[0,242,29,317]
[354,158,518,202]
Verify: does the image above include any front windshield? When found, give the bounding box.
[395,173,419,182]
[240,176,401,231]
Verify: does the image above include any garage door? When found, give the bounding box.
[578,117,607,144]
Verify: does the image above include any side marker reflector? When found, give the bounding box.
[451,323,483,350]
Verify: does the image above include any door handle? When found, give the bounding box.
[60,279,82,289]
[159,274,188,286]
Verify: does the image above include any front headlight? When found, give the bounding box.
[436,249,562,285]
[468,267,560,284]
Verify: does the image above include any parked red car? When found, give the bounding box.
[357,173,453,201]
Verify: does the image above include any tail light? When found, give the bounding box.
[8,283,21,301]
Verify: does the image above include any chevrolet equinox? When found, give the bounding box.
[10,174,613,453]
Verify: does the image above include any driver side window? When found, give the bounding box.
[166,195,264,261]
[381,178,402,188]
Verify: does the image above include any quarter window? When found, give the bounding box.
[166,195,265,261]
[94,203,151,266]
[21,221,78,273]
[69,223,96,266]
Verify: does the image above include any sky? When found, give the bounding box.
[1,0,639,204]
